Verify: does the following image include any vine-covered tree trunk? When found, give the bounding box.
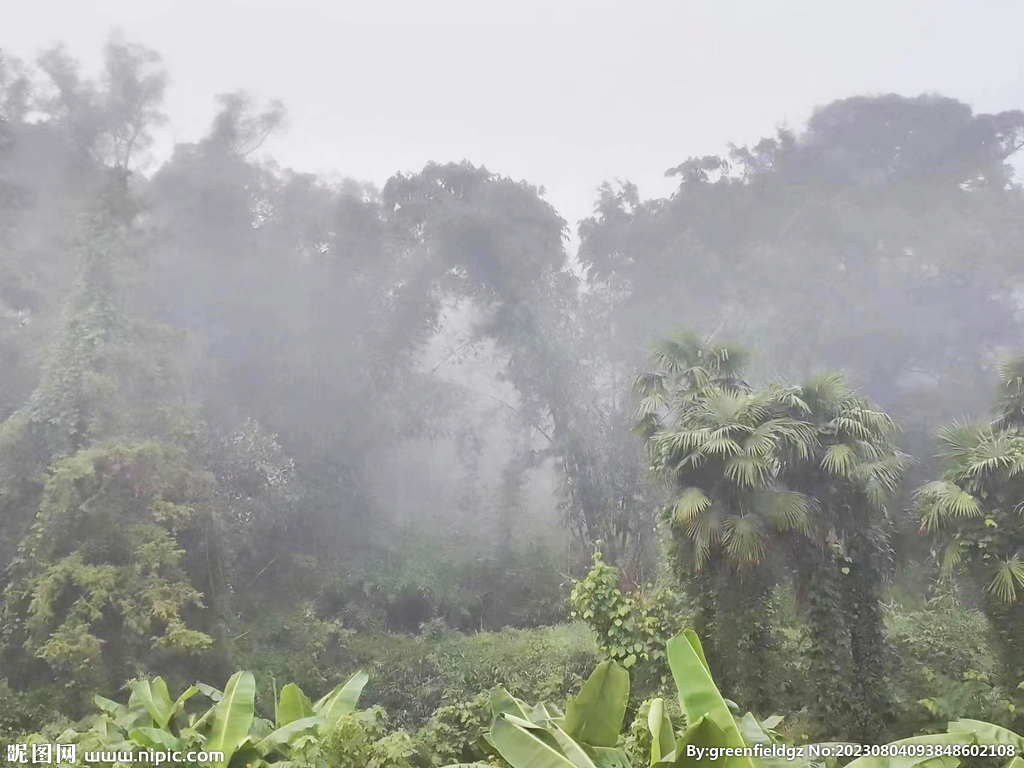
[691,567,726,691]
[695,566,779,716]
[842,526,893,741]
[729,576,779,716]
[793,540,856,738]
[985,596,1024,694]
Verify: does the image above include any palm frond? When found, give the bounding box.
[937,420,988,456]
[672,487,712,523]
[755,489,816,535]
[685,507,724,551]
[725,454,774,488]
[987,554,1024,603]
[821,443,857,476]
[995,352,1024,428]
[723,514,766,566]
[801,371,851,411]
[940,539,966,576]
[915,480,982,519]
[767,383,811,415]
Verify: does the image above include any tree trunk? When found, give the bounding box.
[793,540,857,738]
[842,525,893,741]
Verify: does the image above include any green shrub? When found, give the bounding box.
[0,680,63,741]
[410,692,498,767]
[886,595,1020,732]
[341,623,599,727]
[569,549,690,700]
[323,708,417,768]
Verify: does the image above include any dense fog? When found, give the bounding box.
[2,22,1024,765]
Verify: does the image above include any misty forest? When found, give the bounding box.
[2,34,1024,768]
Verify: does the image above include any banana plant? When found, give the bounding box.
[242,671,370,767]
[441,657,632,767]
[70,669,368,768]
[946,720,1024,768]
[445,631,998,768]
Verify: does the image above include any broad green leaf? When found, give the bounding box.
[491,688,534,722]
[250,717,274,742]
[313,670,368,727]
[565,660,630,748]
[845,732,978,768]
[254,715,323,756]
[683,632,710,675]
[735,713,793,768]
[948,720,1024,753]
[130,678,175,728]
[172,685,199,718]
[490,713,577,768]
[533,701,565,724]
[128,727,184,751]
[277,683,314,727]
[592,747,633,768]
[205,671,256,768]
[666,631,750,765]
[114,705,152,732]
[197,683,224,702]
[660,715,731,768]
[94,695,125,717]
[648,698,675,765]
[548,722,600,767]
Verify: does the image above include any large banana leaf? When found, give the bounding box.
[948,719,1024,754]
[591,747,633,768]
[565,659,630,748]
[130,678,175,729]
[648,698,676,765]
[205,671,256,768]
[489,713,581,767]
[276,683,314,727]
[128,727,184,751]
[658,715,729,768]
[94,695,126,718]
[172,685,200,723]
[548,721,602,767]
[253,715,323,756]
[844,732,978,768]
[491,687,534,722]
[666,630,752,768]
[313,670,368,728]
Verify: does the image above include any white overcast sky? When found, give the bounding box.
[10,0,1024,245]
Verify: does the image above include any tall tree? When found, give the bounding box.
[917,354,1024,698]
[786,372,908,739]
[634,330,817,711]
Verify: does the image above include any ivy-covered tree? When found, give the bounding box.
[0,178,229,701]
[634,330,817,711]
[786,372,908,739]
[917,355,1024,695]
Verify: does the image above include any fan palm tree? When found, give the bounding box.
[634,330,817,711]
[783,371,909,739]
[994,352,1024,430]
[916,412,1024,688]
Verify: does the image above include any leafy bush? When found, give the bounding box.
[323,708,417,768]
[887,595,1020,732]
[410,693,498,767]
[0,679,62,741]
[569,550,687,676]
[342,623,599,727]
